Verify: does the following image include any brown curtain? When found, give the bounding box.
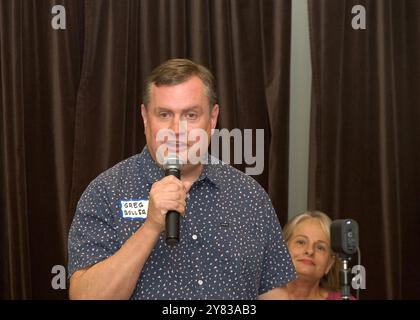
[0,0,291,299]
[308,0,420,299]
[0,0,84,299]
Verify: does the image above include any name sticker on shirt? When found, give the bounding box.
[119,199,149,219]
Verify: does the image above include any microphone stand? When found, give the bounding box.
[338,254,351,300]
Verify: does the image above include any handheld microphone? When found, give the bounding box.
[163,154,183,246]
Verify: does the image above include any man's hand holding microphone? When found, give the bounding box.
[144,155,193,245]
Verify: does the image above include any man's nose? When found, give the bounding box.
[170,117,187,136]
[169,115,180,134]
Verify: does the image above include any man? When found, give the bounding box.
[68,58,295,299]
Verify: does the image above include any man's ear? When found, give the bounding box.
[210,104,219,130]
[141,104,148,132]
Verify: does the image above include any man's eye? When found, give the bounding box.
[186,113,198,120]
[159,112,170,118]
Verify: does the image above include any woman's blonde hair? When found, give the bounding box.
[283,211,340,291]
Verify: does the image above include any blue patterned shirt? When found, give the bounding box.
[68,147,296,299]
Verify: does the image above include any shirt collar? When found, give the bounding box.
[138,146,222,189]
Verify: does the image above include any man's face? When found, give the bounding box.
[141,76,219,167]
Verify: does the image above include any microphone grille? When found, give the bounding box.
[163,154,184,171]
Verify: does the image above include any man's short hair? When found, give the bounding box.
[143,58,217,109]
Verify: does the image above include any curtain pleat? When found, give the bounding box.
[308,0,420,299]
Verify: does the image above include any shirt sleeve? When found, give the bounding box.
[67,180,120,279]
[258,197,297,295]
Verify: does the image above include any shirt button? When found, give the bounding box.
[192,234,198,240]
[198,280,203,286]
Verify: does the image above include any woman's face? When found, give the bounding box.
[287,218,335,282]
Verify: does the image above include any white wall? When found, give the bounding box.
[288,0,312,219]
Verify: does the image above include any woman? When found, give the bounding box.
[266,211,355,300]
